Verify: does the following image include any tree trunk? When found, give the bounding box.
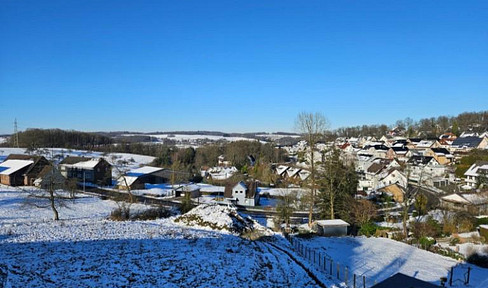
[49,189,59,221]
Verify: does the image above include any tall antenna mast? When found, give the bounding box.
[13,118,19,148]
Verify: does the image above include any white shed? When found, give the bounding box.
[314,219,350,237]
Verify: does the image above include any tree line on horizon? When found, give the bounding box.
[333,110,488,139]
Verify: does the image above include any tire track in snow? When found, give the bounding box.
[261,241,328,288]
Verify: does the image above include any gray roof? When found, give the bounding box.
[372,273,440,288]
[452,136,483,148]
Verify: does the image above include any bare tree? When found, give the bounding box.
[295,112,329,226]
[351,199,377,226]
[26,166,69,221]
[109,154,135,203]
[275,190,299,230]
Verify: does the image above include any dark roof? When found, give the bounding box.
[367,163,385,174]
[392,146,409,152]
[408,138,422,143]
[408,155,435,165]
[24,157,51,176]
[59,156,91,165]
[6,154,41,161]
[431,148,451,155]
[371,273,439,288]
[364,144,389,151]
[394,139,408,145]
[452,137,483,148]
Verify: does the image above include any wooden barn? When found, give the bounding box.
[59,157,112,186]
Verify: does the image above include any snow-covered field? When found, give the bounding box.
[125,133,256,142]
[1,184,487,287]
[0,186,323,287]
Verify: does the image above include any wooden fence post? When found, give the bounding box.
[449,267,453,286]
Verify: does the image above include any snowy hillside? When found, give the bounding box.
[1,185,487,287]
[0,186,323,287]
[0,148,155,177]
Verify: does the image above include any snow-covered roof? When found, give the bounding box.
[315,219,350,227]
[62,158,103,169]
[441,194,470,204]
[276,165,289,175]
[286,167,301,178]
[465,162,488,177]
[0,159,34,175]
[126,166,163,177]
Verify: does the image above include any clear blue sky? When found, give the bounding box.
[1,1,487,134]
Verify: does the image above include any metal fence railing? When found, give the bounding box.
[286,235,376,288]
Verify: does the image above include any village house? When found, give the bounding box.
[424,147,454,165]
[377,169,407,189]
[407,156,446,185]
[117,166,170,190]
[378,184,405,203]
[361,144,390,159]
[406,138,422,149]
[224,180,260,207]
[415,140,441,151]
[174,183,201,198]
[439,132,457,146]
[201,166,238,181]
[33,166,67,190]
[5,154,52,186]
[464,161,488,188]
[451,136,488,152]
[0,159,34,186]
[59,157,112,186]
[440,192,488,214]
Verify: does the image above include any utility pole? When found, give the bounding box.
[13,118,19,148]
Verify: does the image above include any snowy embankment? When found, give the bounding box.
[0,186,322,287]
[1,184,487,288]
[297,236,488,288]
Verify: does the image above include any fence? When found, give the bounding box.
[448,265,472,286]
[286,235,472,288]
[286,235,376,288]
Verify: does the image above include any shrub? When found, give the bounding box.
[132,206,173,220]
[109,203,131,221]
[476,217,488,226]
[419,236,436,250]
[449,237,460,246]
[359,222,377,237]
[179,194,194,214]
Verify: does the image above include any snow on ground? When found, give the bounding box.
[2,183,487,288]
[0,148,154,167]
[0,147,155,179]
[297,236,488,287]
[175,204,272,237]
[125,133,256,142]
[0,185,324,287]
